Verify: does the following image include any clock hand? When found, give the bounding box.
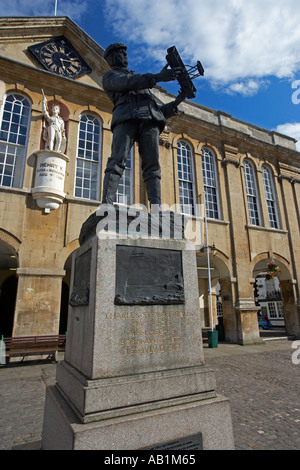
[61,57,79,65]
[59,58,66,70]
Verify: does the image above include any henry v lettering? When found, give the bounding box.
[37,161,65,180]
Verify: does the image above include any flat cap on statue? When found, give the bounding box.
[104,43,127,60]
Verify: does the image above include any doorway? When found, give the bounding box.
[0,242,18,337]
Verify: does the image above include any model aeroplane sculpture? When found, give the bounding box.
[166,46,204,99]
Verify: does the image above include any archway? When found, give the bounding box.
[0,242,18,337]
[59,251,74,335]
[59,281,69,335]
[252,255,298,339]
[254,273,286,338]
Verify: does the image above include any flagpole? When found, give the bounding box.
[54,0,58,16]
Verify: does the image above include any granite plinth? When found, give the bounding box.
[64,236,205,379]
[42,234,234,450]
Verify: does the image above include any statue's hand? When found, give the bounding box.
[173,89,187,106]
[155,64,182,83]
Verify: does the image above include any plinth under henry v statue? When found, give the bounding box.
[41,208,234,450]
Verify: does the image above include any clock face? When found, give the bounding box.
[29,36,92,79]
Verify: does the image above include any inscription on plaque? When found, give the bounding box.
[144,433,203,450]
[105,310,194,358]
[115,246,184,305]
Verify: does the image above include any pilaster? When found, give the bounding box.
[13,267,65,336]
[222,144,261,344]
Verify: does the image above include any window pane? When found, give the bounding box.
[0,131,8,142]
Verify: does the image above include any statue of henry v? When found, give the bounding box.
[42,95,67,154]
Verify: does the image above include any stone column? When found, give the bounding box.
[280,280,300,338]
[219,278,238,343]
[12,267,65,336]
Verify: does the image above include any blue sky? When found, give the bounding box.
[2,0,300,149]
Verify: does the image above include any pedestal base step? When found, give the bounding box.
[42,385,234,450]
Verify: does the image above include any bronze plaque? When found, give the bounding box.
[69,249,91,307]
[115,245,184,305]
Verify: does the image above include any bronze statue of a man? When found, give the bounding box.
[102,43,185,206]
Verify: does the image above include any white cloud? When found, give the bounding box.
[1,0,88,22]
[275,123,300,151]
[104,0,300,93]
[224,79,270,96]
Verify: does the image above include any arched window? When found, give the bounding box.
[74,113,102,200]
[0,93,31,188]
[201,147,220,219]
[115,148,133,205]
[177,140,196,215]
[243,159,261,226]
[262,165,280,229]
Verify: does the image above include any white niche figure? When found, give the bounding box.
[42,96,67,154]
[31,97,69,213]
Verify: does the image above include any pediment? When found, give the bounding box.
[0,16,109,88]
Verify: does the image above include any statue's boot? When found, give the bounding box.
[102,172,122,204]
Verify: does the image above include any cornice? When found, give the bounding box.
[278,175,300,184]
[173,109,300,166]
[278,162,300,184]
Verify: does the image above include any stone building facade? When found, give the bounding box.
[0,17,299,345]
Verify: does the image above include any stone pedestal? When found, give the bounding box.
[42,232,234,450]
[31,150,69,212]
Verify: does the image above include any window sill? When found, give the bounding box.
[206,218,230,226]
[246,224,287,234]
[67,195,101,206]
[0,186,30,195]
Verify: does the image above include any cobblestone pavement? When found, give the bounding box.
[0,339,299,450]
[204,339,300,450]
[0,362,56,450]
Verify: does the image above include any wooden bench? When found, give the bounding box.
[1,334,66,363]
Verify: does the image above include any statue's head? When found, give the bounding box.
[52,104,60,116]
[104,43,128,68]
